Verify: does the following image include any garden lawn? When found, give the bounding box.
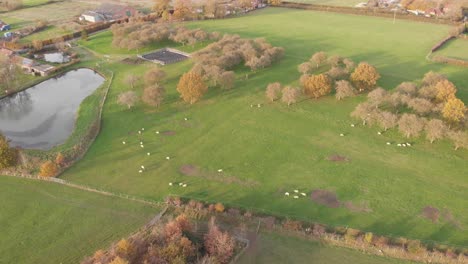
[63,7,468,246]
[0,177,159,264]
[238,232,415,264]
[434,37,468,61]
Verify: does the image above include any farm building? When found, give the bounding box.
[80,3,138,23]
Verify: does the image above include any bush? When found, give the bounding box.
[282,220,302,231]
[39,161,58,177]
[364,232,373,244]
[214,203,225,213]
[407,240,423,254]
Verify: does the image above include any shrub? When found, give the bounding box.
[364,232,373,244]
[344,228,361,242]
[407,240,423,254]
[282,220,302,231]
[39,161,58,177]
[214,203,225,213]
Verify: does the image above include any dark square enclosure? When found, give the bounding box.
[139,48,189,65]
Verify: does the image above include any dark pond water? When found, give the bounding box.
[43,52,71,63]
[0,68,105,150]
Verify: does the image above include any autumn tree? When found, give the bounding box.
[55,152,66,167]
[268,0,281,5]
[310,51,327,69]
[265,82,281,102]
[448,131,468,150]
[118,91,139,109]
[303,74,332,99]
[204,217,235,264]
[298,62,312,74]
[39,161,58,177]
[378,111,398,131]
[425,119,447,143]
[281,86,300,106]
[153,0,171,15]
[435,79,457,103]
[144,67,166,86]
[350,62,380,92]
[142,84,165,107]
[177,72,208,104]
[173,0,193,20]
[0,133,17,169]
[442,98,466,125]
[335,80,355,100]
[0,55,20,93]
[398,113,425,138]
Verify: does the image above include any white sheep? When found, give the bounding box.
[406,143,411,146]
[147,152,151,156]
[301,192,306,196]
[140,145,144,148]
[386,142,391,145]
[250,104,253,108]
[340,133,345,137]
[142,128,145,131]
[285,192,290,196]
[217,169,223,173]
[397,143,402,147]
[402,143,407,147]
[138,131,142,134]
[139,170,143,173]
[182,184,187,187]
[377,132,382,135]
[122,141,126,145]
[294,190,299,193]
[166,156,171,160]
[184,117,188,121]
[169,182,173,186]
[351,124,355,127]
[141,165,145,169]
[293,196,299,199]
[179,182,183,186]
[156,131,160,134]
[257,104,261,108]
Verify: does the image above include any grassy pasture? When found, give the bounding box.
[62,7,467,246]
[284,0,363,6]
[434,37,468,61]
[0,177,159,264]
[238,232,415,264]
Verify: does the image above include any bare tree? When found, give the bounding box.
[448,130,468,150]
[281,86,301,106]
[425,119,447,143]
[398,113,425,138]
[378,111,398,131]
[418,85,437,100]
[265,82,282,102]
[367,87,387,108]
[408,98,434,115]
[335,80,355,100]
[343,58,355,73]
[327,55,342,67]
[124,74,139,89]
[422,71,446,87]
[219,71,235,90]
[327,66,347,80]
[118,91,139,109]
[395,82,417,97]
[142,84,165,107]
[144,67,166,85]
[298,62,312,74]
[351,102,374,125]
[310,51,327,69]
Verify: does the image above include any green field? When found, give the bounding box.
[434,37,468,61]
[57,7,467,247]
[238,232,415,264]
[285,0,362,6]
[0,177,159,264]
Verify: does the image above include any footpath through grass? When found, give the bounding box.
[0,176,159,264]
[64,7,467,246]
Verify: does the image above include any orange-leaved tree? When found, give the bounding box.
[442,97,466,125]
[177,72,208,104]
[350,62,380,92]
[39,161,58,177]
[303,74,332,99]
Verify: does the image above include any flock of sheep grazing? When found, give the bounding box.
[348,123,413,148]
[284,189,308,199]
[121,117,227,190]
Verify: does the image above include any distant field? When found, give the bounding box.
[285,0,363,6]
[434,37,468,61]
[20,25,72,42]
[238,232,415,264]
[0,177,159,264]
[23,0,52,7]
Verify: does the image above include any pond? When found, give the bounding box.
[0,68,105,150]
